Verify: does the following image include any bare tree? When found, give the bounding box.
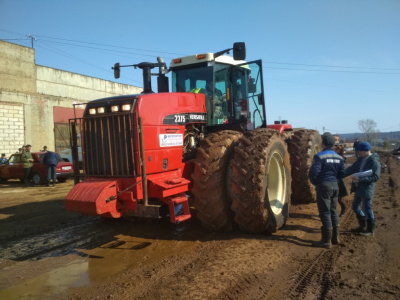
[358,119,378,143]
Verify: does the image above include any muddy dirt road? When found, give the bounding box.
[0,152,399,300]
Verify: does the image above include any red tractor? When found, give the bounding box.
[65,43,321,234]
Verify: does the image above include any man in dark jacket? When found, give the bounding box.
[344,142,380,236]
[353,139,360,158]
[309,132,345,248]
[43,151,60,187]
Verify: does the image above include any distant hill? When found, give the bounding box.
[334,131,400,143]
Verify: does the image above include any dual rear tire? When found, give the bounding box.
[231,129,291,234]
[192,129,291,234]
[191,130,243,232]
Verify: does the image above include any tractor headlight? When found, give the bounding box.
[89,108,96,115]
[122,104,131,111]
[98,107,105,114]
[111,105,119,112]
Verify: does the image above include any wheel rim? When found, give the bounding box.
[312,144,320,157]
[265,151,286,215]
[32,173,41,185]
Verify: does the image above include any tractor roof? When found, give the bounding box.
[170,53,246,69]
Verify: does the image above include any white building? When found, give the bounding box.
[0,40,142,156]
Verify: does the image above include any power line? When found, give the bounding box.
[2,30,399,74]
[36,43,142,85]
[38,38,171,60]
[263,65,400,75]
[1,38,29,41]
[263,61,400,71]
[34,34,187,56]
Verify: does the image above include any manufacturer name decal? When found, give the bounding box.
[159,134,183,147]
[163,113,207,125]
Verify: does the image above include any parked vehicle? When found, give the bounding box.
[58,147,83,163]
[0,152,73,184]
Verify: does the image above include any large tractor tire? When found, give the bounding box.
[191,130,243,232]
[287,129,321,204]
[230,129,291,234]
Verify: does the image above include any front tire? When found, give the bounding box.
[31,172,42,185]
[230,129,291,234]
[191,130,243,232]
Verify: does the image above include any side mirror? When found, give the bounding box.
[258,95,263,105]
[113,63,120,79]
[233,42,246,60]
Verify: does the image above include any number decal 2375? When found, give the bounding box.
[175,115,185,123]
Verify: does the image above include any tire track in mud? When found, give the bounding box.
[0,217,103,261]
[69,234,283,300]
[286,249,338,300]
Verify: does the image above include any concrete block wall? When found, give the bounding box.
[0,40,36,94]
[0,102,24,157]
[36,66,142,101]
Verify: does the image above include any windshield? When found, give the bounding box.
[171,60,265,128]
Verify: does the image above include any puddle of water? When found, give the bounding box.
[81,234,199,282]
[0,225,206,299]
[0,259,89,300]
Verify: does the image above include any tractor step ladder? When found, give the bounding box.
[163,193,191,223]
[147,176,191,223]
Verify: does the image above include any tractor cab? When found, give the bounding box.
[170,50,266,130]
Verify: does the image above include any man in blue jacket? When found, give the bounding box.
[0,153,8,164]
[344,142,380,236]
[43,151,60,187]
[309,132,345,248]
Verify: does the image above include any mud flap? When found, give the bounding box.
[65,180,122,218]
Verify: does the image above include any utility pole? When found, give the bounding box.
[28,34,36,48]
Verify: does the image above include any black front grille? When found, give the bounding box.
[83,113,136,177]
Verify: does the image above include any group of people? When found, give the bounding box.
[309,132,381,248]
[1,144,59,187]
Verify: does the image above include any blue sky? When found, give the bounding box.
[1,0,399,135]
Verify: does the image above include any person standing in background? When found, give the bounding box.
[353,139,360,158]
[344,142,380,236]
[309,132,345,248]
[0,153,8,164]
[43,150,60,187]
[21,144,34,187]
[334,145,349,217]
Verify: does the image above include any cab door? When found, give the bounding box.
[230,60,266,129]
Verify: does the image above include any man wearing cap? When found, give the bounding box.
[309,132,345,248]
[21,144,34,186]
[344,142,380,236]
[0,153,8,164]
